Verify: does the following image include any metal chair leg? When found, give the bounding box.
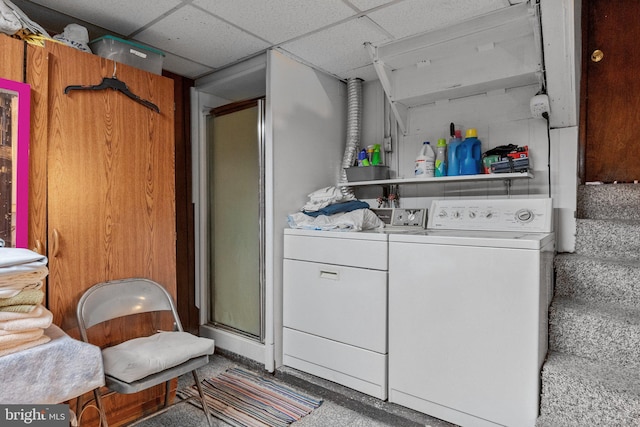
[191,370,213,427]
[92,389,109,427]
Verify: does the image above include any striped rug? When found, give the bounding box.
[179,367,322,427]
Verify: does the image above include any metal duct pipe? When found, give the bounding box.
[339,78,363,198]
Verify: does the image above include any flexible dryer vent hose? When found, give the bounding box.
[339,78,363,199]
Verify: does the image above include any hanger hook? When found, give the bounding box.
[112,61,117,78]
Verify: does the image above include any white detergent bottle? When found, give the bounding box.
[415,141,435,177]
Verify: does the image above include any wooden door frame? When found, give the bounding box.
[163,70,199,334]
[578,0,588,184]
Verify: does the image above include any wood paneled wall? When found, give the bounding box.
[2,34,181,427]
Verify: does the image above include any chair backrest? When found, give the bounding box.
[77,278,182,342]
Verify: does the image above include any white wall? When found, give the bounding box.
[541,0,581,252]
[356,0,580,252]
[268,50,346,368]
[193,50,346,370]
[356,83,552,207]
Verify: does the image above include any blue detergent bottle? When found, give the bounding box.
[447,127,463,176]
[459,128,482,175]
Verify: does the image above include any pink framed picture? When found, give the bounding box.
[0,77,30,248]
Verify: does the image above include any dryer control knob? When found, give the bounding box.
[516,209,533,223]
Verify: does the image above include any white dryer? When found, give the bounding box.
[388,198,555,427]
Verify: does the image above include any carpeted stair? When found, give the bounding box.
[537,184,640,426]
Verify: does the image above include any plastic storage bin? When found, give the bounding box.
[89,35,165,75]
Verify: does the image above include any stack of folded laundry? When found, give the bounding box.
[0,248,52,357]
[287,186,384,231]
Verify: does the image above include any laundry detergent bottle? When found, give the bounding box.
[435,138,447,177]
[415,141,435,177]
[459,128,482,175]
[447,129,463,176]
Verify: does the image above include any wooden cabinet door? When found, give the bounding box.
[44,42,176,425]
[0,35,24,81]
[584,0,640,182]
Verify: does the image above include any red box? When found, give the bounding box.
[506,146,528,159]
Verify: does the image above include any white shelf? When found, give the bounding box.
[337,171,533,187]
[367,2,543,135]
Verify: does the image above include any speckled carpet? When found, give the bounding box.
[537,184,640,426]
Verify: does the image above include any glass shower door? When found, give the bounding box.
[208,100,264,340]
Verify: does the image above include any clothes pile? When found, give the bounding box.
[287,186,384,231]
[0,0,90,51]
[52,23,92,53]
[0,0,51,45]
[0,248,52,357]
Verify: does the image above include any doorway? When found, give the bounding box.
[582,0,640,182]
[207,98,265,341]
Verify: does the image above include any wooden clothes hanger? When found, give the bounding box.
[64,62,160,113]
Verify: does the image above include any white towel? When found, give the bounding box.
[0,250,48,298]
[302,186,355,212]
[0,334,50,357]
[0,328,44,346]
[0,266,47,298]
[0,305,53,331]
[0,281,44,298]
[0,248,46,267]
[288,209,384,232]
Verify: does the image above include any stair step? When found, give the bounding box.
[575,218,640,260]
[578,183,640,220]
[539,352,640,426]
[549,298,640,370]
[555,254,640,310]
[536,414,585,427]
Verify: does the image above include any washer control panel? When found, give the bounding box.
[372,208,427,228]
[428,198,553,232]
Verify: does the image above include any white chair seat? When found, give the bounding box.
[102,332,215,383]
[76,278,215,427]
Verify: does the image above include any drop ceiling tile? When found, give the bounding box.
[28,0,181,36]
[134,5,270,69]
[192,0,356,44]
[280,16,391,80]
[343,63,380,82]
[346,0,394,13]
[367,0,509,40]
[161,52,215,79]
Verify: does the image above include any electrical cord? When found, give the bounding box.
[543,111,551,198]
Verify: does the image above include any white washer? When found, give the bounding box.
[388,198,555,427]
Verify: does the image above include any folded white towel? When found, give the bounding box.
[0,249,48,277]
[0,281,44,299]
[0,328,44,346]
[0,305,53,331]
[0,248,46,267]
[0,327,42,336]
[0,334,51,357]
[302,186,355,212]
[288,209,384,232]
[0,266,47,298]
